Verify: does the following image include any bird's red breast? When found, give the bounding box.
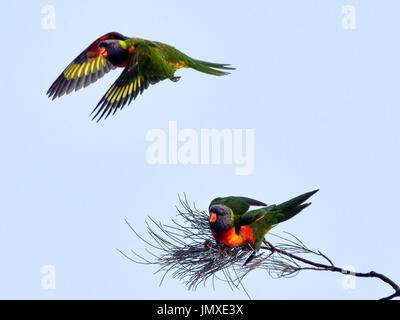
[211,226,255,247]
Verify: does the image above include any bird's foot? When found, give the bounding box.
[170,76,181,82]
[243,251,257,266]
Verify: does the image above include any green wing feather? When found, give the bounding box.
[209,196,266,216]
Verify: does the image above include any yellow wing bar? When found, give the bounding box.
[63,56,107,80]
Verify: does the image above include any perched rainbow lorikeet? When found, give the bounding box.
[47,32,234,121]
[209,190,319,251]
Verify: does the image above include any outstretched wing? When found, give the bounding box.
[209,196,267,216]
[47,32,127,99]
[90,42,175,121]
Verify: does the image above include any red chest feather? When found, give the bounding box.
[211,226,255,247]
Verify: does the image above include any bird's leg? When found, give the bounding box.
[243,251,257,266]
[242,243,259,266]
[170,76,181,82]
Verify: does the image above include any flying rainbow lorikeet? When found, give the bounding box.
[208,190,319,251]
[47,32,234,121]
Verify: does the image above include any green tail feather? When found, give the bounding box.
[248,189,318,251]
[189,59,235,76]
[272,189,319,224]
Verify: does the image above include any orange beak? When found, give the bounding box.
[98,47,108,58]
[209,212,217,223]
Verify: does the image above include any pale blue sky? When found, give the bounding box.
[0,1,399,299]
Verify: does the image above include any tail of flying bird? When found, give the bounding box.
[189,59,235,76]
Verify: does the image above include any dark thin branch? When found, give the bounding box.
[259,240,400,300]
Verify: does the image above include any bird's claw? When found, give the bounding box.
[170,76,181,82]
[243,252,257,266]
